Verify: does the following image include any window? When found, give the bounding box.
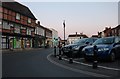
[21,26,26,30]
[28,18,31,23]
[27,28,32,35]
[14,24,20,33]
[9,22,14,27]
[0,20,2,25]
[16,13,20,20]
[3,21,10,29]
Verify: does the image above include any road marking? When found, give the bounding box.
[62,57,120,71]
[47,53,110,77]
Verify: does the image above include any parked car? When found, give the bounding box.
[82,36,120,61]
[61,38,98,58]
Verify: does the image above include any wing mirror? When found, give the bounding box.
[113,42,120,46]
[86,42,89,44]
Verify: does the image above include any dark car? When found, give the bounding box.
[82,36,120,61]
[62,38,98,58]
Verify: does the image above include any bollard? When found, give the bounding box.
[93,61,98,69]
[59,55,62,60]
[69,58,73,63]
[59,46,62,55]
[58,46,62,60]
[93,45,98,69]
[54,46,56,57]
[69,46,73,64]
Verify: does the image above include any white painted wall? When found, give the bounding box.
[49,28,58,47]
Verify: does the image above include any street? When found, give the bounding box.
[2,48,120,79]
[2,48,91,77]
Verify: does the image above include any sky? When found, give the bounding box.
[15,0,118,39]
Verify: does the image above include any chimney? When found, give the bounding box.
[105,27,108,30]
[76,32,77,35]
[80,32,83,35]
[37,21,40,25]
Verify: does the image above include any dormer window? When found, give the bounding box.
[16,13,20,20]
[28,18,31,24]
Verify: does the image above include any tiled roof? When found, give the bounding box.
[2,1,37,20]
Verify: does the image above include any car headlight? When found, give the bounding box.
[73,46,80,50]
[98,48,109,52]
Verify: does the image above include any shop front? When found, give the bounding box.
[25,38,33,48]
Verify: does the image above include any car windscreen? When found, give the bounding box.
[74,38,88,44]
[93,37,114,45]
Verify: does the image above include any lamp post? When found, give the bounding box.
[63,20,65,46]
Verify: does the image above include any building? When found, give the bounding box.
[98,25,120,38]
[98,31,105,38]
[103,27,112,37]
[0,1,37,49]
[91,35,98,38]
[67,32,88,44]
[111,27,116,36]
[111,25,120,36]
[115,25,120,36]
[44,27,52,47]
[49,28,58,47]
[98,27,112,38]
[34,21,45,48]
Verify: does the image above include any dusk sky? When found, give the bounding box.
[16,0,118,39]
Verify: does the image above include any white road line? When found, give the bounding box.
[47,53,110,77]
[61,57,120,71]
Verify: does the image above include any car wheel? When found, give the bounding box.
[84,56,89,61]
[84,58,88,61]
[109,51,115,62]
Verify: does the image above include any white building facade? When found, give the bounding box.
[49,28,58,47]
[67,33,88,44]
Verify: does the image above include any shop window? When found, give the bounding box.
[16,13,20,20]
[2,37,8,49]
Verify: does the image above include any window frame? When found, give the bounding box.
[16,13,21,20]
[28,18,31,24]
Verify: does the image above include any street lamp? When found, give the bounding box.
[63,20,65,46]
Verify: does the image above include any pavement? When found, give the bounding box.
[49,48,120,78]
[49,54,120,78]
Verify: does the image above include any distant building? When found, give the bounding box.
[61,40,67,46]
[98,25,120,38]
[115,25,120,36]
[49,28,58,47]
[91,35,98,38]
[34,21,45,48]
[103,27,112,37]
[44,27,52,47]
[67,32,88,44]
